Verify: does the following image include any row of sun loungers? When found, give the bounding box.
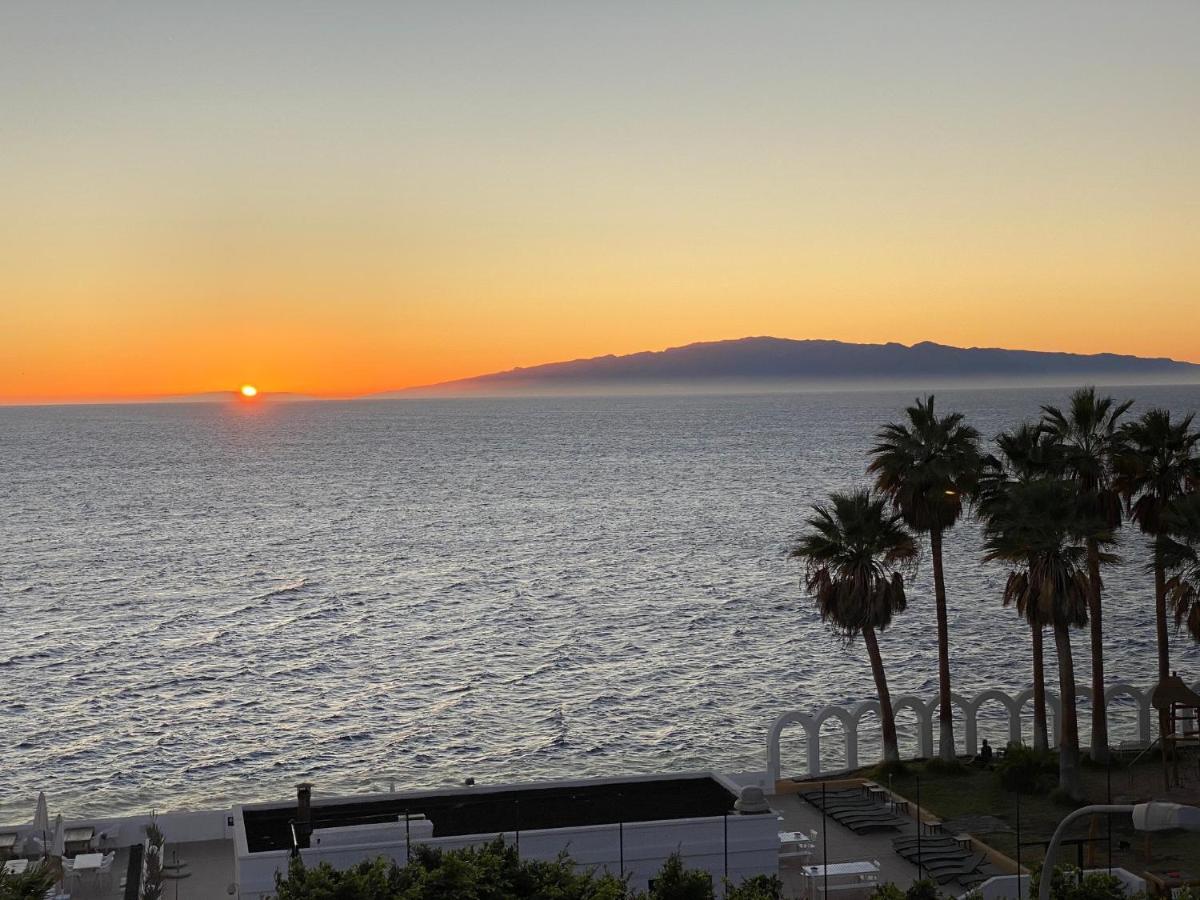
[798,786,994,888]
[801,788,909,834]
[891,835,989,885]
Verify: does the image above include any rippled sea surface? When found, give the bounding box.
[3,386,1199,821]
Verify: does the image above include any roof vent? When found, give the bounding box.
[734,785,771,815]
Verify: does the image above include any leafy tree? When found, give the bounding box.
[791,489,918,763]
[1040,388,1132,762]
[723,876,784,900]
[642,853,711,900]
[1030,864,1127,900]
[274,839,627,900]
[272,841,783,900]
[870,396,982,762]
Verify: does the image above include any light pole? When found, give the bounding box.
[1038,803,1200,900]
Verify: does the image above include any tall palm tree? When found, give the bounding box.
[1041,388,1132,763]
[1164,494,1200,642]
[791,489,918,763]
[981,475,1095,798]
[869,396,982,762]
[1115,409,1200,681]
[979,424,1064,751]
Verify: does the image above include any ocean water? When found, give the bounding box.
[2,385,1199,822]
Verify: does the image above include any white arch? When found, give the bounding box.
[1104,682,1152,746]
[967,689,1022,752]
[813,706,858,771]
[766,682,1172,779]
[766,711,817,782]
[1014,687,1061,747]
[928,692,974,755]
[892,695,934,758]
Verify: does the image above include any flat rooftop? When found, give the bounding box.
[244,776,736,853]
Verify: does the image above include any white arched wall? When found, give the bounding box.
[766,680,1187,782]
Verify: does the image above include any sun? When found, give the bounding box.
[240,384,258,398]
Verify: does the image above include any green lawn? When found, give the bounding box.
[865,758,1200,879]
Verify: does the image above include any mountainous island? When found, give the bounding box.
[385,337,1200,397]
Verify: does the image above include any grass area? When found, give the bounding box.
[863,757,1200,879]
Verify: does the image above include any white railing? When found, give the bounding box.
[765,680,1194,781]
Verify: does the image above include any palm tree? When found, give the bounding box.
[869,396,982,762]
[980,475,1095,798]
[1164,494,1200,642]
[1115,409,1200,681]
[1041,388,1132,763]
[978,424,1064,751]
[791,489,919,763]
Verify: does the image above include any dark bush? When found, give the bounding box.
[273,839,784,900]
[0,863,57,900]
[995,743,1056,793]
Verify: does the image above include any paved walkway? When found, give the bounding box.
[768,790,1006,899]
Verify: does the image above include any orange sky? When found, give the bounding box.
[2,4,1198,403]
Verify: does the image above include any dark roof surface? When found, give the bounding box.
[244,777,736,853]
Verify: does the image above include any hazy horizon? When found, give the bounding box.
[3,2,1199,401]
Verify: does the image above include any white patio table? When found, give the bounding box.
[70,852,103,872]
[801,860,880,898]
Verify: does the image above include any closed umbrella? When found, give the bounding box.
[33,792,49,834]
[50,815,65,858]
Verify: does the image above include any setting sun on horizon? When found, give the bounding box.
[2,4,1199,403]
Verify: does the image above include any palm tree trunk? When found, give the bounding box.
[863,626,900,763]
[1154,538,1170,681]
[930,527,955,762]
[1086,538,1109,763]
[1154,537,1171,748]
[1031,623,1049,752]
[1053,620,1082,799]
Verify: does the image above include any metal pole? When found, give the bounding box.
[618,791,624,879]
[723,813,728,883]
[1016,790,1021,879]
[405,810,410,863]
[1107,755,1113,874]
[515,800,520,857]
[1038,805,1133,900]
[916,776,922,878]
[619,821,624,879]
[822,782,829,899]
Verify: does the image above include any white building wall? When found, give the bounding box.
[235,813,778,899]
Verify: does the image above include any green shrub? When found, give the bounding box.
[724,875,783,900]
[867,881,945,900]
[276,837,627,900]
[273,841,787,900]
[995,743,1056,794]
[0,863,57,900]
[1028,864,1128,900]
[644,854,712,900]
[925,758,968,776]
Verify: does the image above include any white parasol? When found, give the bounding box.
[33,792,49,834]
[50,814,65,858]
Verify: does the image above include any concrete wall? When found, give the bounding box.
[232,772,778,899]
[235,814,779,900]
